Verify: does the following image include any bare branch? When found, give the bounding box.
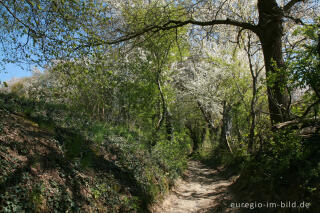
[0,0,43,38]
[275,98,320,129]
[284,15,305,25]
[197,101,217,130]
[214,0,228,20]
[284,0,306,12]
[274,119,299,129]
[299,99,320,119]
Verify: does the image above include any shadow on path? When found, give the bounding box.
[153,161,239,213]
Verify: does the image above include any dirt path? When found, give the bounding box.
[153,161,238,213]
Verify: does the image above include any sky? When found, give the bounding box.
[0,28,36,83]
[0,63,33,82]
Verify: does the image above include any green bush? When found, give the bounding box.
[240,129,320,208]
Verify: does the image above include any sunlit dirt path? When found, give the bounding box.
[152,161,238,213]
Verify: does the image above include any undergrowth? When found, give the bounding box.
[0,92,189,212]
[199,128,320,212]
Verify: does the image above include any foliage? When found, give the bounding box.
[258,130,303,182]
[1,1,320,211]
[0,92,191,212]
[288,18,320,94]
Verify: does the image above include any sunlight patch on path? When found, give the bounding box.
[152,161,238,213]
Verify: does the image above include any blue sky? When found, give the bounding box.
[0,63,33,82]
[0,32,35,82]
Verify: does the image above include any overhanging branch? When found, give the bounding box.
[90,18,258,47]
[165,18,258,33]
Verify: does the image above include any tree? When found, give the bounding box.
[286,18,320,121]
[113,0,318,124]
[0,0,110,67]
[1,0,319,124]
[100,0,319,124]
[172,38,258,153]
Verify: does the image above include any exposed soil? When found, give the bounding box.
[152,161,239,213]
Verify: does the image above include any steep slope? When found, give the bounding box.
[0,93,172,212]
[0,108,141,212]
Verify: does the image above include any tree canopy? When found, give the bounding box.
[0,1,320,211]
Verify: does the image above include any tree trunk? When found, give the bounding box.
[248,94,256,153]
[197,101,219,134]
[186,124,199,155]
[220,101,232,152]
[317,33,320,57]
[186,123,206,155]
[152,68,173,146]
[246,34,258,154]
[257,0,290,124]
[165,109,173,141]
